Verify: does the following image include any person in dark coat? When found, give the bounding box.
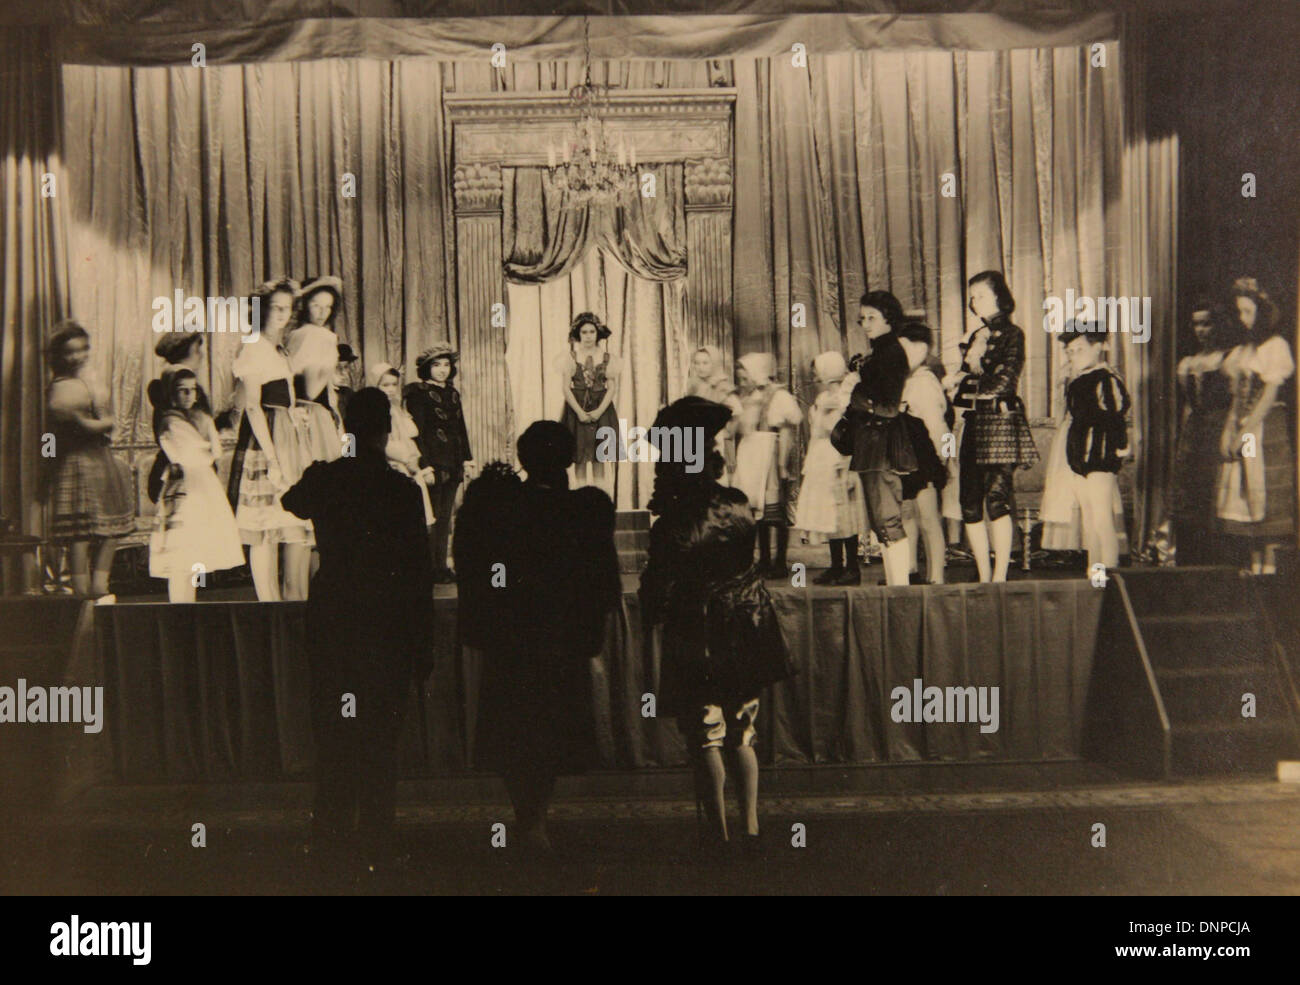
[333,342,358,423]
[835,290,918,586]
[281,387,435,871]
[455,421,620,855]
[405,343,474,582]
[640,397,794,855]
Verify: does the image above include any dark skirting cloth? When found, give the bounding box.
[1172,405,1231,522]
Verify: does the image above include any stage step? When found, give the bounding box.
[616,510,650,531]
[1136,613,1267,669]
[1114,567,1300,776]
[1117,566,1255,617]
[1169,721,1298,776]
[616,511,650,573]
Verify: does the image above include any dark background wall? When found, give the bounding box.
[1147,3,1300,352]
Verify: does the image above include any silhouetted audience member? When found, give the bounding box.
[281,387,435,871]
[640,396,794,856]
[455,421,620,855]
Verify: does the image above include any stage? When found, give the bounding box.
[2,576,1106,794]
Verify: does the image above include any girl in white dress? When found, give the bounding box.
[150,368,244,602]
[733,353,802,578]
[794,351,867,584]
[373,362,436,528]
[226,279,313,601]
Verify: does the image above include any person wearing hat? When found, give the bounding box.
[333,342,359,423]
[1217,276,1295,574]
[146,331,211,505]
[794,351,867,585]
[456,421,620,856]
[640,396,794,855]
[732,352,802,578]
[557,312,621,496]
[405,342,473,582]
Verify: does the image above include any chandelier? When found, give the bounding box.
[544,18,638,207]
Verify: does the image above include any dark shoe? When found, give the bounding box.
[740,832,764,859]
[812,566,843,585]
[833,567,861,586]
[433,568,457,584]
[764,563,791,581]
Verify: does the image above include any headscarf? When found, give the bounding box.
[686,345,733,397]
[737,352,776,387]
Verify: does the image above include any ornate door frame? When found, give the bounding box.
[444,89,736,464]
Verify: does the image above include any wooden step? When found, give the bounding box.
[616,510,651,531]
[1137,612,1267,669]
[1170,720,1299,776]
[1118,567,1255,617]
[1154,664,1290,726]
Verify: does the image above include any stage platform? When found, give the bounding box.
[2,575,1108,797]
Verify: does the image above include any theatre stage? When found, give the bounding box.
[2,576,1104,795]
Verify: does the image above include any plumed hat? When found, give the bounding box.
[651,396,734,445]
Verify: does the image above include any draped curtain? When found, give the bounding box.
[1,30,69,580]
[503,164,687,508]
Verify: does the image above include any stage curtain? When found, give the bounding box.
[0,30,69,582]
[81,582,1101,783]
[58,58,453,440]
[735,46,1138,426]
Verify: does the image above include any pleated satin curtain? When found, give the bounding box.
[0,30,69,572]
[58,58,454,439]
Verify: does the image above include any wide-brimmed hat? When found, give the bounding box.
[154,331,205,363]
[337,342,358,364]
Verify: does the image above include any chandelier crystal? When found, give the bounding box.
[544,19,638,207]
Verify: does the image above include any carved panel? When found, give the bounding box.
[685,158,733,209]
[452,163,503,214]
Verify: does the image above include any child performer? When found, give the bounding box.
[558,312,621,496]
[1040,322,1131,573]
[897,322,950,584]
[149,367,244,602]
[733,353,802,578]
[685,345,742,479]
[405,344,473,583]
[795,352,867,585]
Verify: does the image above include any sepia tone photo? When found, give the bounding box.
[0,0,1298,921]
